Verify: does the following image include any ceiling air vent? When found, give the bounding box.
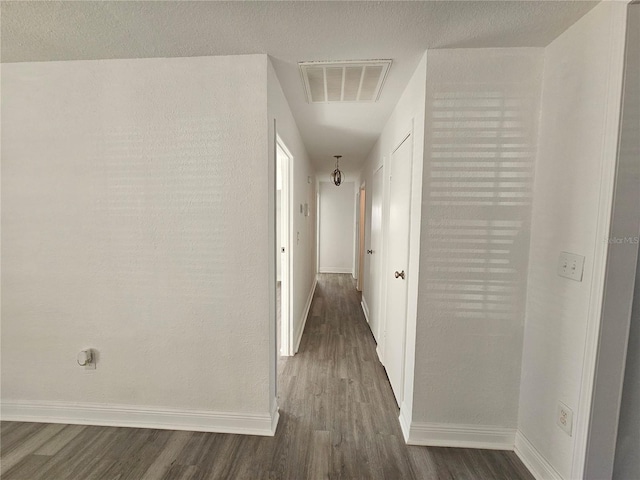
[299,60,392,104]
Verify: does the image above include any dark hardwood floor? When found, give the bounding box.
[1,274,533,479]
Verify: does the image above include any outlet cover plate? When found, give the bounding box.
[557,401,573,436]
[558,252,585,282]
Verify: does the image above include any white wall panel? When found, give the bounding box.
[1,55,273,425]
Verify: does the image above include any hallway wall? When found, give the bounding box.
[267,59,318,361]
[615,255,640,479]
[318,181,355,274]
[1,54,276,433]
[612,12,640,478]
[358,52,428,425]
[517,3,629,478]
[411,47,544,445]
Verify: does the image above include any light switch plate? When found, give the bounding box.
[558,252,585,282]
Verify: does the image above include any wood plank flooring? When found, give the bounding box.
[1,274,534,479]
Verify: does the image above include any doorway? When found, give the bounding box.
[276,137,293,357]
[357,184,366,292]
[383,132,413,406]
[370,165,384,346]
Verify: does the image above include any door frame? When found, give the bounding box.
[357,183,366,292]
[379,128,412,362]
[276,135,294,357]
[371,163,385,351]
[381,129,413,407]
[377,117,426,440]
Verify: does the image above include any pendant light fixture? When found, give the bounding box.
[331,155,343,186]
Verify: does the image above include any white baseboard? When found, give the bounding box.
[406,421,516,450]
[376,344,384,364]
[399,403,412,442]
[319,268,352,274]
[294,277,317,353]
[514,430,563,480]
[1,400,279,437]
[270,398,280,435]
[361,298,370,325]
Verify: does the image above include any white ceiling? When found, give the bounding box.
[1,1,598,173]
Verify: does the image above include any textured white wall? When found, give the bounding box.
[517,3,629,478]
[613,13,640,473]
[1,55,272,417]
[586,4,639,478]
[318,182,355,274]
[412,48,543,430]
[267,59,317,356]
[615,257,640,480]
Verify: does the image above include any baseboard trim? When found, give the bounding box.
[294,277,317,353]
[270,398,280,435]
[376,344,384,364]
[406,421,516,450]
[1,400,278,437]
[514,430,563,480]
[399,403,412,442]
[319,268,352,274]
[361,298,370,325]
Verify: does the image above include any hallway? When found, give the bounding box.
[276,273,534,479]
[1,274,533,479]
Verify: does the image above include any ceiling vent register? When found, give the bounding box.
[299,60,392,104]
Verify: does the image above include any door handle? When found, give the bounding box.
[367,249,373,254]
[394,270,405,279]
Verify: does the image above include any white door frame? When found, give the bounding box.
[379,128,412,362]
[381,129,413,406]
[357,182,366,292]
[372,163,385,360]
[276,135,294,357]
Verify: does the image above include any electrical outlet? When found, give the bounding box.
[77,349,97,370]
[558,252,585,282]
[557,401,573,436]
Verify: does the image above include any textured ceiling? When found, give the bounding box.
[1,1,599,173]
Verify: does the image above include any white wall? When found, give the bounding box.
[586,3,640,477]
[613,13,640,466]
[318,181,355,274]
[267,59,317,358]
[615,257,640,480]
[516,3,629,479]
[410,49,543,444]
[1,55,277,434]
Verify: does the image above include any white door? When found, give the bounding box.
[383,134,413,405]
[277,140,292,356]
[370,166,384,343]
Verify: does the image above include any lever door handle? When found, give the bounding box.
[394,270,405,280]
[367,249,373,254]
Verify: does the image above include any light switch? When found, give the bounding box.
[558,252,585,282]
